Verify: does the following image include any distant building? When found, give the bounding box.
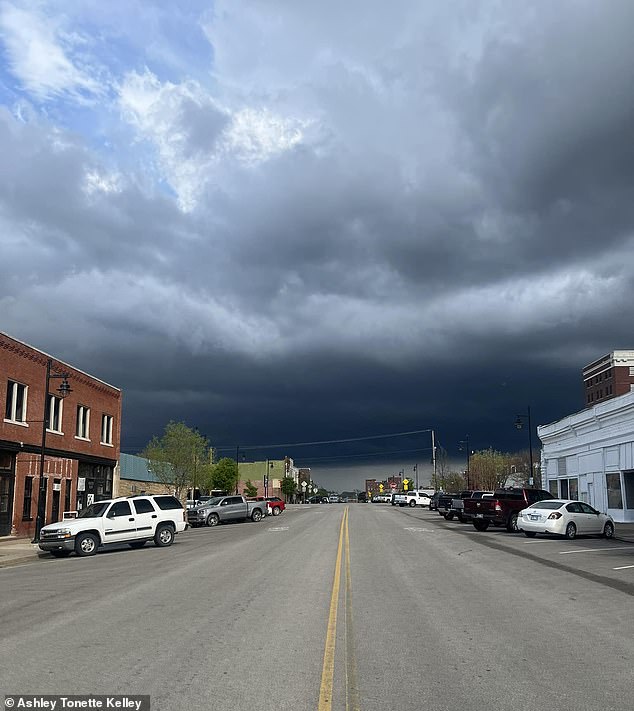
[583,350,634,407]
[115,453,173,497]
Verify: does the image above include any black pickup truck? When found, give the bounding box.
[463,487,553,532]
[438,492,469,520]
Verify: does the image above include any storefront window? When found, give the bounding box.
[623,471,634,510]
[606,473,623,509]
[569,478,578,500]
[560,479,569,499]
[549,480,558,496]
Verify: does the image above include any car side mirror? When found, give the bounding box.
[107,511,115,519]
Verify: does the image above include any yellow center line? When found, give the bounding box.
[318,506,348,711]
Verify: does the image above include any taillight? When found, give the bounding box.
[548,512,562,520]
[494,501,502,511]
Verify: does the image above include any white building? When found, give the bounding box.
[538,391,634,523]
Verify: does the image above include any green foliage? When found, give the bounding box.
[281,476,297,499]
[243,479,258,497]
[469,448,510,490]
[142,421,210,501]
[439,471,466,492]
[211,457,238,493]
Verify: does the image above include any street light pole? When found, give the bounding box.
[33,359,72,543]
[514,406,534,485]
[459,436,470,489]
[413,463,418,490]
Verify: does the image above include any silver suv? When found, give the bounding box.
[38,495,188,558]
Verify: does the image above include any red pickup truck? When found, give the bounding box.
[463,487,553,532]
[249,496,286,516]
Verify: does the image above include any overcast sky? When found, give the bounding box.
[2,0,634,489]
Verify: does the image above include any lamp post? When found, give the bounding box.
[413,463,418,490]
[33,359,72,543]
[458,436,470,488]
[514,407,534,485]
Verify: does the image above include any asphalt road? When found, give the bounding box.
[2,504,634,711]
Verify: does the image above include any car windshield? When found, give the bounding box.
[77,502,110,518]
[529,500,564,510]
[198,497,222,507]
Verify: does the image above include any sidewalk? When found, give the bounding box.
[0,536,45,568]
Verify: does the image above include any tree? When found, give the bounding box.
[469,448,510,490]
[435,447,451,490]
[211,458,238,493]
[243,480,258,497]
[142,421,210,502]
[281,476,297,502]
[440,471,466,492]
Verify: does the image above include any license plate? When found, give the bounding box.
[530,515,539,521]
[475,513,484,518]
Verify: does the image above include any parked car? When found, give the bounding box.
[248,496,286,516]
[451,491,494,522]
[394,490,434,507]
[463,487,554,532]
[428,492,443,511]
[38,494,187,558]
[437,492,461,518]
[518,500,615,540]
[309,496,330,504]
[187,495,268,527]
[265,496,285,515]
[373,494,391,503]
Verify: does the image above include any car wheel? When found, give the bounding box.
[603,521,615,539]
[129,541,146,549]
[409,500,416,507]
[506,513,519,533]
[251,509,263,522]
[473,520,490,532]
[457,514,466,523]
[206,513,220,527]
[564,522,577,540]
[154,524,174,547]
[524,531,537,538]
[75,532,99,557]
[444,512,454,521]
[272,507,281,516]
[50,550,71,558]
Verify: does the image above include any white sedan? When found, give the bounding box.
[518,499,615,540]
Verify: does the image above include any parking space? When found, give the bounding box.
[374,501,634,590]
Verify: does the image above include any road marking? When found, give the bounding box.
[613,564,634,570]
[267,527,289,531]
[559,546,634,555]
[318,507,347,711]
[344,505,360,711]
[403,527,434,533]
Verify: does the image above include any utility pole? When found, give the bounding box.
[431,430,437,490]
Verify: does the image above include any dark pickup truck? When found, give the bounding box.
[463,487,553,532]
[438,492,468,520]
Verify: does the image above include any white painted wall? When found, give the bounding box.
[538,392,634,523]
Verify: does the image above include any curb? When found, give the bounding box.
[0,554,42,569]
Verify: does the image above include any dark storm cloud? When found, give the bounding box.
[3,1,634,488]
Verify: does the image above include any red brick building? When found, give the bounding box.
[583,351,634,408]
[1,332,121,537]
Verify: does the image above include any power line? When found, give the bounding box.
[213,428,433,452]
[297,446,434,463]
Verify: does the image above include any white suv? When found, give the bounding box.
[38,495,188,558]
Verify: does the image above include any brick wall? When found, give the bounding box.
[0,332,122,536]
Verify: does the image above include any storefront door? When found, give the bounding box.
[0,473,15,536]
